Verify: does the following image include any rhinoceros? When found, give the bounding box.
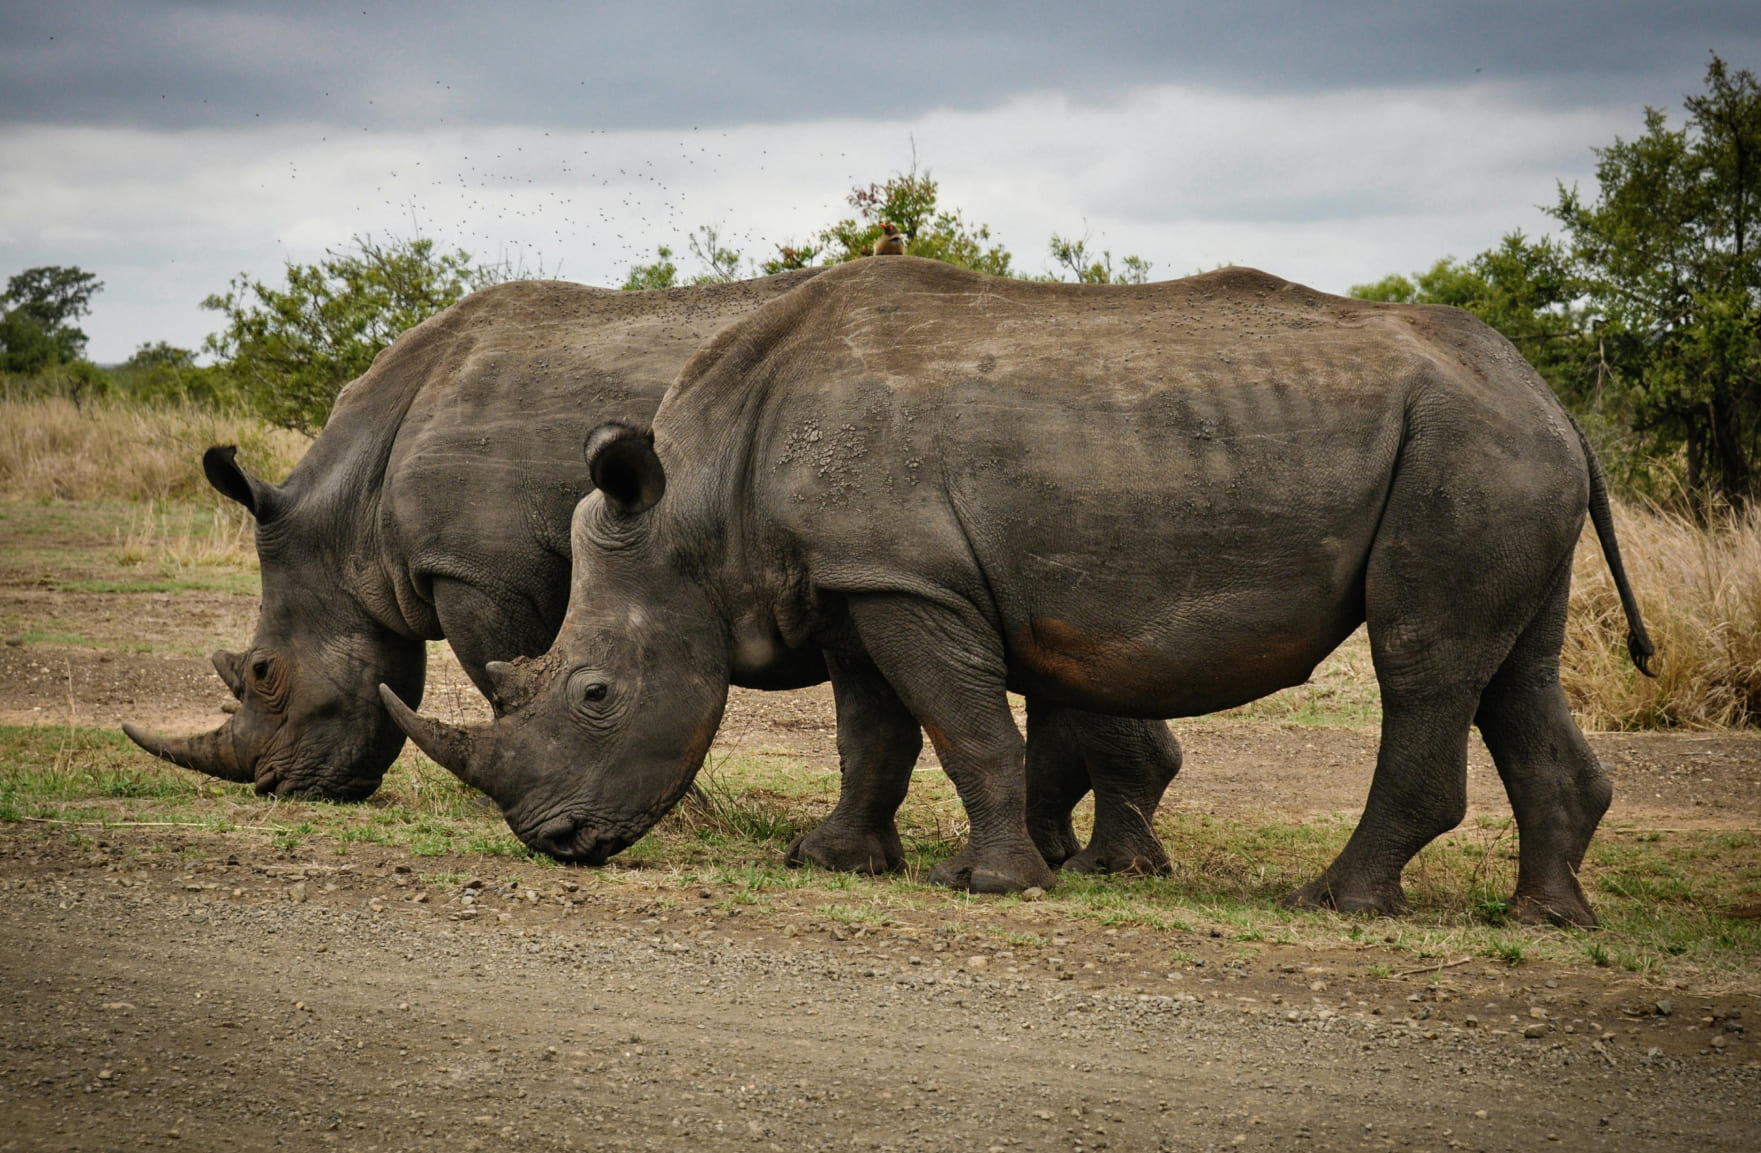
[122,272,1180,876]
[385,257,1653,925]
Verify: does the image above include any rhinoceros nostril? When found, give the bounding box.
[536,815,577,844]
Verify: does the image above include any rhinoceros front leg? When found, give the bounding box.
[785,651,919,875]
[847,594,1057,894]
[1028,703,1180,877]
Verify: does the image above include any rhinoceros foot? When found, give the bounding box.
[1508,886,1598,929]
[1026,815,1083,869]
[929,845,1057,895]
[785,821,904,875]
[1061,835,1172,878]
[1281,874,1410,918]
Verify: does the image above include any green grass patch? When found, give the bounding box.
[58,575,260,596]
[3,721,1757,980]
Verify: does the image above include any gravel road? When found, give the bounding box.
[3,825,1755,1153]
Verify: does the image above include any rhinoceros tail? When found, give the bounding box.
[1571,416,1656,677]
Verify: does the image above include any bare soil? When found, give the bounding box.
[2,582,1759,1151]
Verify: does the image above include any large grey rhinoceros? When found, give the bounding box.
[123,272,1180,877]
[384,257,1653,925]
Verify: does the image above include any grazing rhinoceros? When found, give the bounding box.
[385,256,1653,926]
[122,272,1180,876]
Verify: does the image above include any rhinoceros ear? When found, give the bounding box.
[584,422,666,518]
[203,445,282,521]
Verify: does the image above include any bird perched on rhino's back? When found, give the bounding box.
[873,221,906,256]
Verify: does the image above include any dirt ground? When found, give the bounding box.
[3,582,1760,1151]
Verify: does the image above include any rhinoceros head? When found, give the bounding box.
[382,423,729,862]
[123,446,425,801]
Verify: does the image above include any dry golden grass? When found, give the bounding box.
[1566,501,1761,729]
[0,396,306,503]
[113,502,257,571]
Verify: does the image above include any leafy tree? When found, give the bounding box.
[110,341,237,407]
[1048,233,1154,285]
[686,225,743,284]
[203,235,490,432]
[0,265,103,373]
[621,245,680,291]
[1549,54,1761,504]
[813,165,1015,276]
[759,243,820,276]
[1350,232,1585,395]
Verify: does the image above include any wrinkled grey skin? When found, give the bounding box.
[388,257,1653,925]
[124,272,1180,874]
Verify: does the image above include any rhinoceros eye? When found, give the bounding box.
[567,669,612,709]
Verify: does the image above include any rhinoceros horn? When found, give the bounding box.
[378,684,486,791]
[122,718,252,784]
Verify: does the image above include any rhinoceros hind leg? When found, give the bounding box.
[1023,704,1090,868]
[1025,704,1180,874]
[785,651,918,875]
[1065,712,1180,876]
[1475,567,1607,930]
[1028,704,1183,876]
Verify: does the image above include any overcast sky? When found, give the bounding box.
[4,2,1758,363]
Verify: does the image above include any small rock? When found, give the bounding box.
[966,956,989,970]
[1021,886,1046,901]
[97,1069,113,1080]
[1464,1015,1479,1028]
[1474,1110,1488,1120]
[1710,1035,1727,1051]
[368,898,385,912]
[1523,1023,1547,1038]
[99,1002,135,1012]
[288,883,306,903]
[1655,999,1673,1017]
[1528,1007,1548,1019]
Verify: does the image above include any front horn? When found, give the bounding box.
[378,685,485,790]
[122,719,251,783]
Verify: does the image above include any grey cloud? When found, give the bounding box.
[4,1,1759,133]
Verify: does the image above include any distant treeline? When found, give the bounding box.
[4,56,1756,506]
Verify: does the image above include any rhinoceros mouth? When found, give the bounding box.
[526,815,634,866]
[260,772,380,803]
[248,734,384,803]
